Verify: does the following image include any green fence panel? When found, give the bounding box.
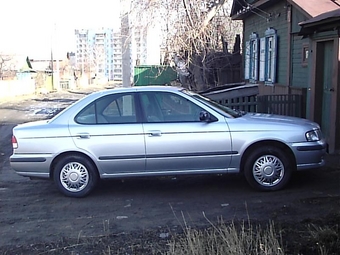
[134,65,177,86]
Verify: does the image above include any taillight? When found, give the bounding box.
[12,136,18,149]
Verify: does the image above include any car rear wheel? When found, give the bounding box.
[244,146,292,191]
[53,155,98,198]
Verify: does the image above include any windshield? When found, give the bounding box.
[181,89,243,118]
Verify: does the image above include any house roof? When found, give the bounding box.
[231,0,340,19]
[289,0,340,18]
[2,55,31,72]
[31,60,51,71]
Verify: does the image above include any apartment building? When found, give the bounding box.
[75,28,122,81]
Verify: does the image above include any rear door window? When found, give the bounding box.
[75,93,137,124]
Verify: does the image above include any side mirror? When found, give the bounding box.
[199,111,211,122]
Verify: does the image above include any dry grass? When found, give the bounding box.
[1,214,339,254]
[166,213,284,255]
[307,223,340,255]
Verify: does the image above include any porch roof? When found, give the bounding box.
[298,8,340,36]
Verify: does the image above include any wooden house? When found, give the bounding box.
[231,0,340,153]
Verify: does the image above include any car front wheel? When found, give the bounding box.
[244,146,293,191]
[53,155,98,198]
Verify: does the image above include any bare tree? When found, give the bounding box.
[0,53,13,80]
[75,48,95,80]
[91,44,106,78]
[125,0,242,91]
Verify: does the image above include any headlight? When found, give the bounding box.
[305,129,322,141]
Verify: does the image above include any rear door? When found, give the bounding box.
[139,91,233,173]
[69,92,145,176]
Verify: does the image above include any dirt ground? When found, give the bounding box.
[0,89,339,254]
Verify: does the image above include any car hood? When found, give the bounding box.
[241,113,320,129]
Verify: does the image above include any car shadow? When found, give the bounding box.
[93,174,251,198]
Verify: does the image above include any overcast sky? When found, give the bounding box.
[0,0,121,59]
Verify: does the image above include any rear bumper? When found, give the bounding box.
[10,154,52,179]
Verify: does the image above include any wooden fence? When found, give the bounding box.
[257,94,305,118]
[214,94,305,118]
[217,95,257,113]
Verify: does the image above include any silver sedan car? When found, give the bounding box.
[10,86,327,197]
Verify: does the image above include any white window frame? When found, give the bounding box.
[245,33,259,83]
[302,43,309,67]
[260,28,277,85]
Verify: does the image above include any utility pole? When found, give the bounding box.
[54,23,60,90]
[121,0,131,87]
[50,48,54,88]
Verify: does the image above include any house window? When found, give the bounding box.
[302,44,309,67]
[260,28,278,85]
[245,33,259,82]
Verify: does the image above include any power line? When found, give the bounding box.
[235,0,271,20]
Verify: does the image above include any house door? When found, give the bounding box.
[314,40,334,143]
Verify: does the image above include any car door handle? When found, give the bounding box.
[148,130,162,137]
[77,132,90,139]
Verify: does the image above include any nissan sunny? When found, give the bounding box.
[10,86,327,197]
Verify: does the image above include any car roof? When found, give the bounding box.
[48,86,186,124]
[91,85,184,96]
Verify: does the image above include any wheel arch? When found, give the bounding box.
[49,151,100,179]
[240,140,296,174]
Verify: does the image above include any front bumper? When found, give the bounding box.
[291,140,327,170]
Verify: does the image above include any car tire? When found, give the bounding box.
[244,146,292,191]
[53,155,98,198]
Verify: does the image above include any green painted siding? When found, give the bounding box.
[291,36,309,88]
[290,6,309,89]
[243,2,313,89]
[243,1,288,85]
[291,6,308,33]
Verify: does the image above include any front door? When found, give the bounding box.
[314,40,334,145]
[139,91,233,173]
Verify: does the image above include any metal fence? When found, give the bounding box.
[216,94,305,118]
